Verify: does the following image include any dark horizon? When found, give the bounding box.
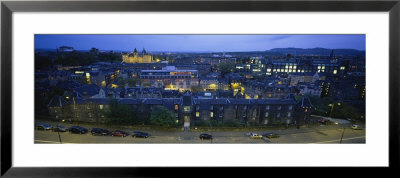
[34,34,366,53]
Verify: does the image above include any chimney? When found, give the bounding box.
[82,91,88,99]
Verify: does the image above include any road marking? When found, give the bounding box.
[34,140,73,144]
[311,136,366,144]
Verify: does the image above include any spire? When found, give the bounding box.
[330,50,334,59]
[133,48,138,54]
[142,48,146,55]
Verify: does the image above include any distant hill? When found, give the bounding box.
[267,47,365,56]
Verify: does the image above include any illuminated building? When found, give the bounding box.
[122,48,153,63]
[140,66,199,92]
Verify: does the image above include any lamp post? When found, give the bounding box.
[329,102,341,118]
[56,116,62,144]
[340,126,345,144]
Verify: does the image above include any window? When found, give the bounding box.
[184,106,191,112]
[288,112,291,117]
[277,106,281,110]
[266,105,270,110]
[265,112,269,117]
[210,112,214,117]
[196,112,200,117]
[175,104,179,110]
[277,113,280,118]
[99,105,104,110]
[288,106,293,110]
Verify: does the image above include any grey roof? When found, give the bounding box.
[56,81,83,90]
[118,98,142,105]
[74,84,101,97]
[47,96,69,107]
[73,98,110,105]
[299,97,313,107]
[142,98,163,105]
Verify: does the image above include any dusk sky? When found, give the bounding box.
[35,34,365,52]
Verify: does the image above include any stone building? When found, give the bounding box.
[122,48,153,63]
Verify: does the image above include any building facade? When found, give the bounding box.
[140,66,199,92]
[122,48,153,63]
[48,94,309,128]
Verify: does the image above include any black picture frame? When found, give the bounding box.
[1,0,399,177]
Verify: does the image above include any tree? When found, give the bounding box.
[150,106,177,127]
[217,61,236,76]
[190,85,203,93]
[104,100,136,125]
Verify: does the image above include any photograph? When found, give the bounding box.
[33,34,366,144]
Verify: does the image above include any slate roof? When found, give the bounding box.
[56,81,83,90]
[142,98,163,105]
[73,98,110,105]
[299,97,313,108]
[74,84,101,97]
[118,98,142,105]
[47,96,69,107]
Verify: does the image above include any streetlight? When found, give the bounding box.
[340,126,345,144]
[56,116,62,144]
[329,102,341,118]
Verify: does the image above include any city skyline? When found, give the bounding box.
[35,34,366,52]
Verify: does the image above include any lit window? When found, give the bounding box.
[99,105,104,110]
[196,112,200,117]
[265,112,269,117]
[175,104,179,110]
[210,112,214,117]
[184,106,190,112]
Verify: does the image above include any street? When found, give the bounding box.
[35,123,365,144]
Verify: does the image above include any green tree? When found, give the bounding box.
[104,100,135,125]
[150,106,177,127]
[217,61,236,76]
[190,85,203,93]
[127,78,139,87]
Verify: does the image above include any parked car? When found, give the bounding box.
[264,132,280,139]
[351,124,363,130]
[132,131,149,138]
[53,125,68,132]
[199,133,212,140]
[110,130,129,137]
[91,128,110,136]
[37,123,52,131]
[69,126,88,134]
[250,132,263,139]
